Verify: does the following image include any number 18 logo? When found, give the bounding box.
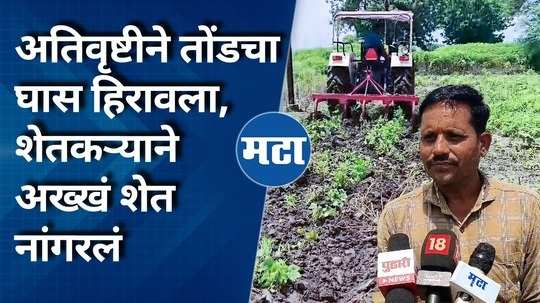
[425,234,451,255]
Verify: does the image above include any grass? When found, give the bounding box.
[294,43,539,140]
[293,43,530,84]
[293,48,330,104]
[293,48,332,76]
[415,43,529,74]
[416,73,540,140]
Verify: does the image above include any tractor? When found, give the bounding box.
[312,10,419,121]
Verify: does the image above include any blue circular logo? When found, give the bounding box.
[236,112,311,187]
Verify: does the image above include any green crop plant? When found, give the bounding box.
[258,236,273,261]
[257,259,301,290]
[312,150,332,176]
[309,187,347,221]
[284,193,298,208]
[255,236,301,290]
[297,227,319,242]
[304,115,341,144]
[365,111,406,156]
[327,187,347,206]
[333,151,371,189]
[309,203,337,221]
[304,230,319,242]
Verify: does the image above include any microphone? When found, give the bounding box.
[417,229,460,303]
[386,288,415,303]
[376,233,416,302]
[450,243,501,303]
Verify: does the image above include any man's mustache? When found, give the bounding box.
[426,154,457,166]
[428,159,457,166]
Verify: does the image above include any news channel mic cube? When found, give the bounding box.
[377,248,416,295]
[450,261,501,303]
[416,270,452,287]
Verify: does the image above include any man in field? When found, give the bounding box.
[375,85,539,302]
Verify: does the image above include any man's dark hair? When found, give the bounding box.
[418,85,490,134]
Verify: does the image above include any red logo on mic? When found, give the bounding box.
[424,234,451,255]
[382,257,411,272]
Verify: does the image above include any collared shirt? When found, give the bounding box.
[375,176,540,302]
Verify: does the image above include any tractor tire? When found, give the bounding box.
[392,67,415,95]
[326,66,352,116]
[391,67,416,120]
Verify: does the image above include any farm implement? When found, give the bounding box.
[312,10,419,121]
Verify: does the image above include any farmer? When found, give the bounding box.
[375,85,539,302]
[362,22,390,89]
[363,22,387,59]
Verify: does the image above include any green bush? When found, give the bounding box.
[415,43,529,74]
[293,43,362,75]
[293,48,332,76]
[255,237,301,290]
[292,48,331,101]
[292,45,361,100]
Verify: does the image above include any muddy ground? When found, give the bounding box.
[250,115,539,303]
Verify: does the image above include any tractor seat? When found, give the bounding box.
[364,48,379,61]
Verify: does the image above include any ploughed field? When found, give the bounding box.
[250,44,540,302]
[251,117,425,302]
[251,114,537,302]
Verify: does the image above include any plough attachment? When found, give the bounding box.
[312,71,419,121]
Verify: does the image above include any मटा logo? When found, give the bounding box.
[236,112,311,187]
[241,137,307,165]
[468,272,489,290]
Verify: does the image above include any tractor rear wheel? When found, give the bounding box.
[391,67,415,120]
[326,66,352,116]
[392,67,415,95]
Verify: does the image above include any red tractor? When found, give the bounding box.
[312,10,418,120]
